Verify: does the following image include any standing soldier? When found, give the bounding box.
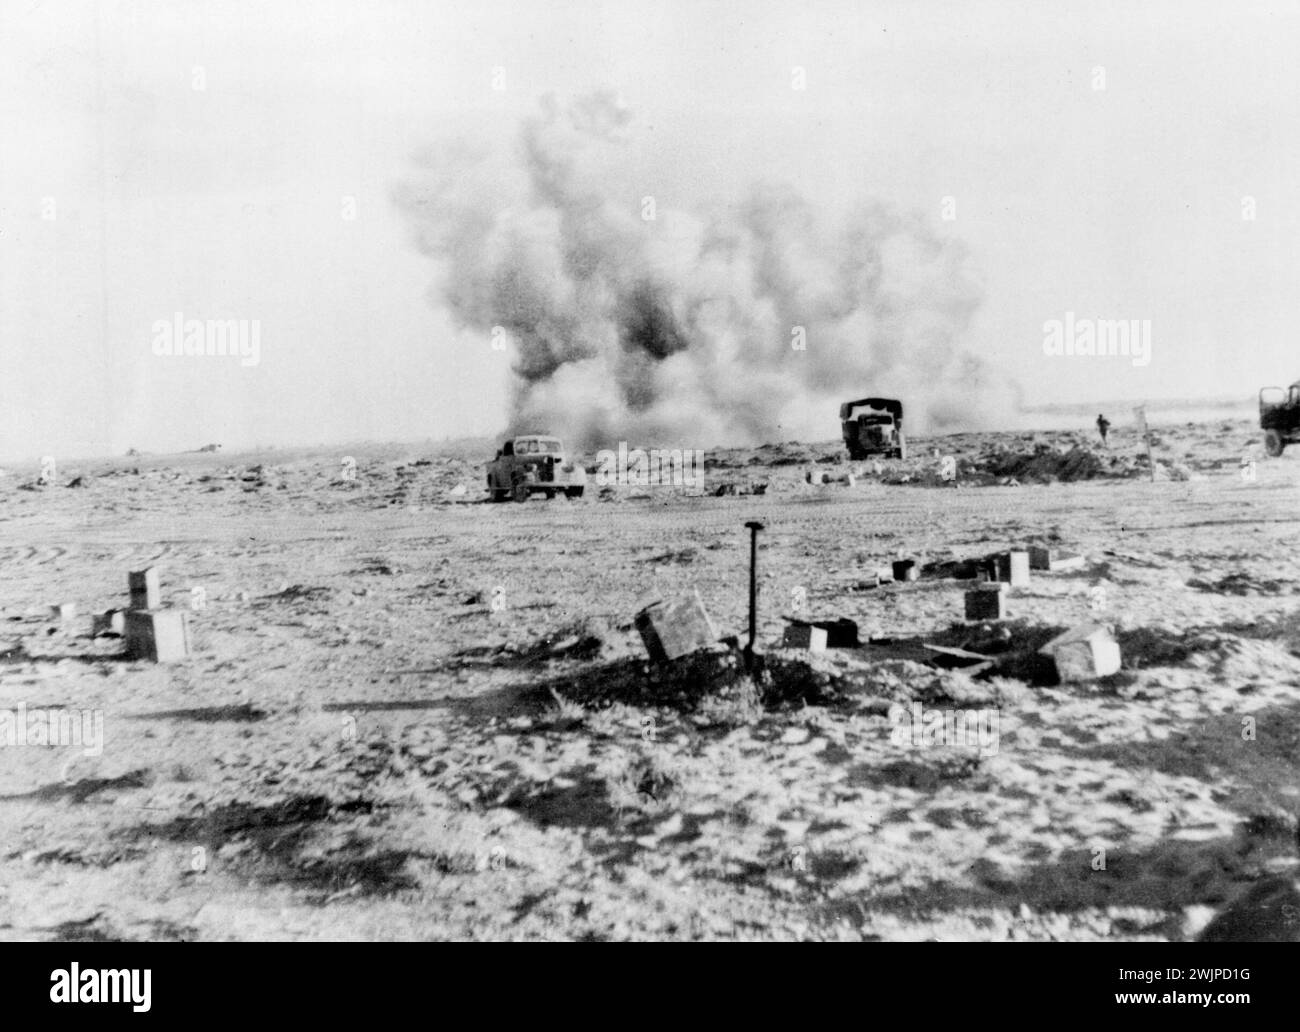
[1096,413,1111,447]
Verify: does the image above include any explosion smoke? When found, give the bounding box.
[396,90,1019,450]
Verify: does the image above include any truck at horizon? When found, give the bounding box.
[839,397,906,461]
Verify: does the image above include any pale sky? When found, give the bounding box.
[2,0,1297,460]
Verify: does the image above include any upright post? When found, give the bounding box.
[744,521,764,671]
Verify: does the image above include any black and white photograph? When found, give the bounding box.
[1,0,1297,976]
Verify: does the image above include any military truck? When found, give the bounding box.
[1259,383,1300,456]
[840,397,906,460]
[486,435,587,502]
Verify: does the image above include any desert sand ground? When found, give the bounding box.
[2,417,1298,941]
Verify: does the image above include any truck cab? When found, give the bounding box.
[486,435,587,502]
[840,397,906,460]
[1260,383,1300,456]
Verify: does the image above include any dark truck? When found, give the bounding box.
[840,397,906,461]
[1260,383,1300,456]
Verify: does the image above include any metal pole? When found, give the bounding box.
[744,521,764,670]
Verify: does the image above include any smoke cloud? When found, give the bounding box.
[396,90,1019,450]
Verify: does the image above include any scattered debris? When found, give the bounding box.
[91,609,126,637]
[892,559,919,582]
[1028,545,1084,571]
[813,617,860,647]
[991,550,1031,587]
[523,617,611,662]
[129,568,161,611]
[782,622,827,651]
[782,617,860,651]
[921,643,996,675]
[265,584,331,601]
[703,480,768,497]
[1188,572,1295,596]
[1165,462,1206,482]
[125,609,192,663]
[634,589,720,664]
[924,557,981,580]
[49,603,77,622]
[965,583,1008,621]
[1038,623,1121,681]
[1102,549,1161,568]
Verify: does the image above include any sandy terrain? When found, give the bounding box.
[2,417,1298,942]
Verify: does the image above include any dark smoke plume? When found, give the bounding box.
[396,90,1019,449]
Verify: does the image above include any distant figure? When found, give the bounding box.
[1096,414,1111,447]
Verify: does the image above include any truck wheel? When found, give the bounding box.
[543,489,556,500]
[1265,430,1285,457]
[566,487,584,499]
[491,489,507,502]
[511,480,530,503]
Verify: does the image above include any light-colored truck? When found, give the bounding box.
[486,435,587,502]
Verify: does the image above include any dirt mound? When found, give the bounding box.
[1188,572,1297,596]
[981,444,1111,483]
[542,645,752,711]
[522,617,613,662]
[762,653,1014,709]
